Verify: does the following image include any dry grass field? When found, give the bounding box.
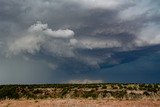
[0,99,160,107]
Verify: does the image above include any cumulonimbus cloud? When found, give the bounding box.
[1,0,160,83]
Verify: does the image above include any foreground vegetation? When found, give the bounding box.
[0,84,159,100]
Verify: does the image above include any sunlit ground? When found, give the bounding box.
[0,99,160,107]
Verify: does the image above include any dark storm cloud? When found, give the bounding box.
[0,0,160,83]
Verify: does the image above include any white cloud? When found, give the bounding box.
[136,23,160,46]
[44,29,74,38]
[7,21,117,64]
[8,35,45,55]
[71,0,129,10]
[44,39,75,57]
[28,21,48,33]
[7,21,75,56]
[28,21,74,38]
[70,39,78,45]
[79,38,122,49]
[68,79,103,84]
[118,0,159,21]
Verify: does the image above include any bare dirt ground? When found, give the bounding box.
[0,99,159,107]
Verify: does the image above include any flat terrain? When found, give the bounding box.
[0,84,159,107]
[0,99,160,107]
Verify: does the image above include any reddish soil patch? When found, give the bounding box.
[0,99,159,107]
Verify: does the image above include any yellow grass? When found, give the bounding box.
[0,99,159,107]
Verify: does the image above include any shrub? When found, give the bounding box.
[128,92,142,100]
[82,90,98,99]
[102,85,107,89]
[143,91,150,96]
[33,89,43,94]
[111,90,127,99]
[0,86,19,99]
[60,88,70,98]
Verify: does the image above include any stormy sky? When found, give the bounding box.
[0,0,160,84]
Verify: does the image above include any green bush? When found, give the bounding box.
[128,92,142,100]
[102,85,107,89]
[0,86,19,99]
[60,88,70,98]
[143,91,150,96]
[111,90,127,99]
[82,90,98,99]
[33,89,43,94]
